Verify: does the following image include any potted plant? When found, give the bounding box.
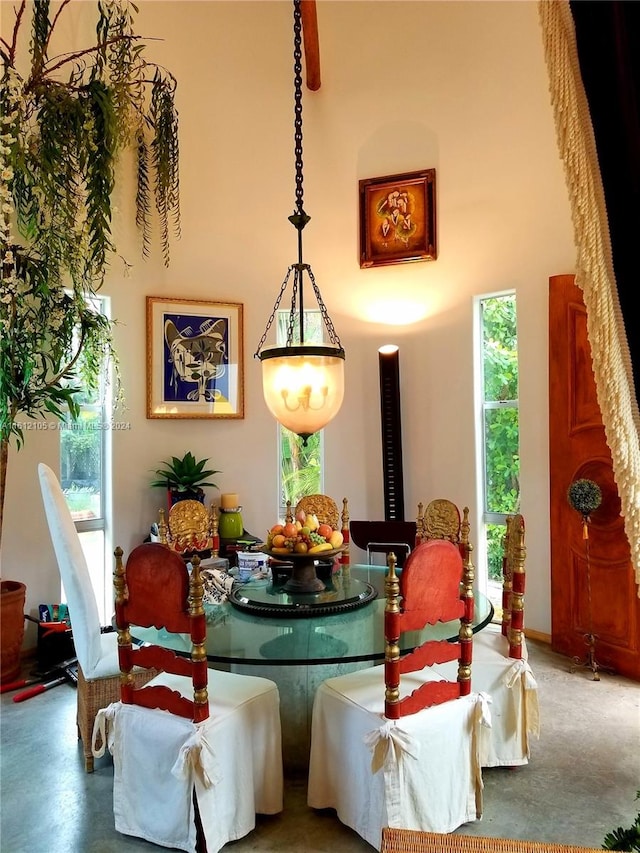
[0,0,181,678]
[603,790,640,850]
[151,452,221,507]
[0,0,181,546]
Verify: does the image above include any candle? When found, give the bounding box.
[220,493,239,510]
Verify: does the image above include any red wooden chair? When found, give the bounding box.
[416,498,475,628]
[93,543,283,852]
[307,539,488,847]
[419,503,539,767]
[416,497,465,546]
[383,543,472,716]
[114,543,210,721]
[470,513,540,766]
[500,513,526,658]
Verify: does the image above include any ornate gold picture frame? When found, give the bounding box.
[359,169,437,268]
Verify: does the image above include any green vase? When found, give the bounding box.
[219,508,244,539]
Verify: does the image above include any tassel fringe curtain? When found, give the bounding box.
[538,0,640,592]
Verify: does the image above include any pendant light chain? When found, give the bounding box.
[291,0,309,226]
[255,0,342,356]
[307,266,342,346]
[289,0,342,348]
[254,0,345,441]
[253,265,295,357]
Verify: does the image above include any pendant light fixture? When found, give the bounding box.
[254,0,345,446]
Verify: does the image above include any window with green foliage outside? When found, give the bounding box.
[59,295,111,622]
[277,311,324,517]
[59,296,107,523]
[480,294,520,581]
[59,399,103,521]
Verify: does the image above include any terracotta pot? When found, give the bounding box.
[1,580,26,682]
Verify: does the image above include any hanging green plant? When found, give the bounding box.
[567,478,602,518]
[0,0,181,547]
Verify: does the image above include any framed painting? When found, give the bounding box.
[359,168,437,268]
[146,296,244,419]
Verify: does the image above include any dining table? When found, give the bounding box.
[131,562,494,773]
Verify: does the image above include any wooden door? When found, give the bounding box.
[549,274,640,681]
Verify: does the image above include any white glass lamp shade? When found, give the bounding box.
[259,344,345,438]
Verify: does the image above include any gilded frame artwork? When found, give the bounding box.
[359,168,437,268]
[146,296,244,419]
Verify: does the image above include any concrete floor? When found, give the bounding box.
[1,638,638,852]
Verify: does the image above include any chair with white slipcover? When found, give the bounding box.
[37,462,156,772]
[419,500,540,767]
[92,542,283,853]
[466,513,540,767]
[307,540,488,848]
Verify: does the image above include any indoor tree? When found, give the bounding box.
[0,0,181,548]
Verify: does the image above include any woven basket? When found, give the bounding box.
[380,829,602,853]
[77,664,157,772]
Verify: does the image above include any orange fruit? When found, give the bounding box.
[317,523,333,541]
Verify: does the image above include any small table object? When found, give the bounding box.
[229,563,377,617]
[262,547,344,593]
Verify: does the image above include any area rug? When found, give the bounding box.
[380,828,602,853]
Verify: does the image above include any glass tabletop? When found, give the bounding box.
[131,564,494,666]
[229,564,378,616]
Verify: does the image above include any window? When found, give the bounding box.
[277,310,324,518]
[60,295,112,623]
[475,292,520,613]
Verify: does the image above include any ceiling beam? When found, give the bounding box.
[301,0,321,91]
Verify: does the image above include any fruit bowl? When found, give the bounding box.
[261,546,345,593]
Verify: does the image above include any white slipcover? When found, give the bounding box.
[93,669,283,853]
[470,628,540,767]
[307,664,489,850]
[435,626,540,767]
[38,462,118,679]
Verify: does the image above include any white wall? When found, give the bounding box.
[2,1,575,650]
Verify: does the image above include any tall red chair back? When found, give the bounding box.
[416,498,476,627]
[384,539,472,719]
[114,543,209,722]
[501,513,526,658]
